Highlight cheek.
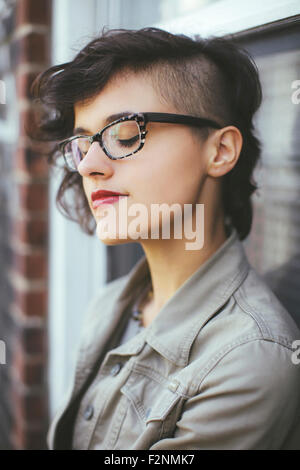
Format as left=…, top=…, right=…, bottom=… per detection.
left=133, top=134, right=205, bottom=204
left=82, top=178, right=93, bottom=210
left=82, top=178, right=89, bottom=199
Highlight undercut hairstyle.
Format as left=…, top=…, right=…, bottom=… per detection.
left=30, top=26, right=262, bottom=240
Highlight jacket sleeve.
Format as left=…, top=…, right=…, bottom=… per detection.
left=149, top=339, right=300, bottom=450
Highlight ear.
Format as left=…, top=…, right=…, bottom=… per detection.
left=207, top=126, right=243, bottom=177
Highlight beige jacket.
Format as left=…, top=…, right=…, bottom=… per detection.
left=47, top=227, right=300, bottom=450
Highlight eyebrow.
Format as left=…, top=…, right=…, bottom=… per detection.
left=73, top=110, right=135, bottom=135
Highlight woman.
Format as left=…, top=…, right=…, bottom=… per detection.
left=31, top=27, right=300, bottom=450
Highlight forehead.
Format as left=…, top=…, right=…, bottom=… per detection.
left=74, top=71, right=168, bottom=131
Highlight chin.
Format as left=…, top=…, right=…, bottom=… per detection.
left=97, top=236, right=133, bottom=246
left=95, top=222, right=129, bottom=245
left=95, top=213, right=152, bottom=243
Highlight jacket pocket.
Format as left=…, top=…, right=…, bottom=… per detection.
left=106, top=368, right=185, bottom=449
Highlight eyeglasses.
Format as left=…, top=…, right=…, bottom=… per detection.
left=58, top=112, right=222, bottom=172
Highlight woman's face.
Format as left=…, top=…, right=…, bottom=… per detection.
left=74, top=71, right=214, bottom=244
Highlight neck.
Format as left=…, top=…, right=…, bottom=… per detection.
left=140, top=208, right=228, bottom=317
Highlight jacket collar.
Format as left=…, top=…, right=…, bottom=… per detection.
left=115, top=225, right=251, bottom=367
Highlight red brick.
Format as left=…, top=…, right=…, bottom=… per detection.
left=16, top=0, right=52, bottom=26
left=17, top=182, right=48, bottom=212
left=12, top=346, right=45, bottom=386
left=15, top=289, right=48, bottom=318
left=11, top=425, right=48, bottom=450
left=13, top=251, right=47, bottom=279
left=16, top=146, right=49, bottom=178
left=11, top=32, right=49, bottom=68
left=4, top=0, right=51, bottom=453
left=16, top=324, right=47, bottom=355
left=11, top=386, right=47, bottom=424
left=14, top=217, right=48, bottom=246
left=16, top=71, right=41, bottom=100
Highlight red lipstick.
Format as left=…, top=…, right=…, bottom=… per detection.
left=91, top=189, right=128, bottom=209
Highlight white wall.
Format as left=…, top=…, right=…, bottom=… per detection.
left=157, top=0, right=300, bottom=37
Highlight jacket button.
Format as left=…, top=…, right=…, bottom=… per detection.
left=83, top=404, right=94, bottom=420
left=168, top=380, right=179, bottom=392
left=110, top=363, right=123, bottom=376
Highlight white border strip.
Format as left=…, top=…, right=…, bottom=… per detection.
left=155, top=0, right=300, bottom=37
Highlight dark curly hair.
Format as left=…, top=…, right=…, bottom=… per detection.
left=29, top=26, right=262, bottom=240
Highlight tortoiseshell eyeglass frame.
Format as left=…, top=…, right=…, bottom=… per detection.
left=58, top=112, right=223, bottom=172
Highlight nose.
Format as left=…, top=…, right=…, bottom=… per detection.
left=77, top=141, right=114, bottom=177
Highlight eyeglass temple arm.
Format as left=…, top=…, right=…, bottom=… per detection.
left=143, top=112, right=222, bottom=129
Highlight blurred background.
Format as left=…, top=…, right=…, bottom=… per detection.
left=0, top=0, right=299, bottom=450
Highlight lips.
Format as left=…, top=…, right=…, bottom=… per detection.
left=91, top=189, right=128, bottom=209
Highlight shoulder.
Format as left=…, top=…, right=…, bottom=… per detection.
left=210, top=264, right=299, bottom=347
left=234, top=265, right=300, bottom=342
left=199, top=336, right=300, bottom=393
left=190, top=265, right=300, bottom=386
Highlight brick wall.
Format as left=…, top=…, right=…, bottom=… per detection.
left=0, top=0, right=52, bottom=450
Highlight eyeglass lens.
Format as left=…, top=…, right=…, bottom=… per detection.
left=63, top=120, right=141, bottom=170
